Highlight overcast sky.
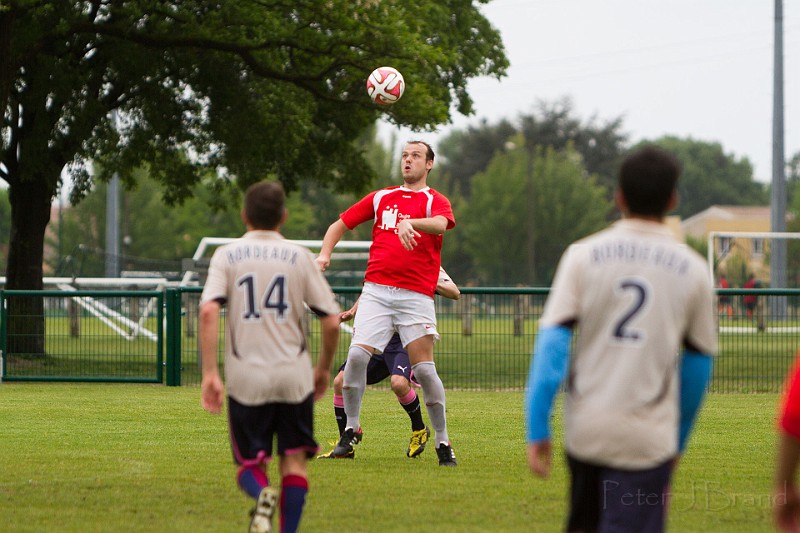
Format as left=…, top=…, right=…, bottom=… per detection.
left=383, top=0, right=798, bottom=183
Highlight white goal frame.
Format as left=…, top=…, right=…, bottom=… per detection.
left=706, top=230, right=800, bottom=282
left=180, top=237, right=371, bottom=286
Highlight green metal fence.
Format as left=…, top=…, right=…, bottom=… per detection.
left=0, top=290, right=163, bottom=383
left=2, top=287, right=800, bottom=392
left=167, top=287, right=800, bottom=393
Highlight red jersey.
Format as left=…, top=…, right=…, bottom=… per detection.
left=340, top=185, right=455, bottom=296
left=780, top=356, right=800, bottom=439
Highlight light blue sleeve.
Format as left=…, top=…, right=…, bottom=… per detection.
left=678, top=350, right=713, bottom=452
left=525, top=325, right=572, bottom=443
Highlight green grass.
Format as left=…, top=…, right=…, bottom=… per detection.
left=0, top=384, right=779, bottom=532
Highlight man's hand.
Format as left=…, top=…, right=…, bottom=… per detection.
left=340, top=308, right=356, bottom=322
left=776, top=482, right=800, bottom=532
left=313, top=366, right=331, bottom=401
left=201, top=373, right=224, bottom=414
left=397, top=219, right=421, bottom=251
left=316, top=255, right=331, bottom=272
left=528, top=440, right=553, bottom=478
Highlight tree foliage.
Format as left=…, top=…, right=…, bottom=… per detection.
left=520, top=98, right=628, bottom=195
left=457, top=143, right=611, bottom=285
left=640, top=136, right=767, bottom=219
left=0, top=0, right=508, bottom=291
left=52, top=172, right=317, bottom=278
left=0, top=1, right=507, bottom=355
left=436, top=118, right=516, bottom=199
left=0, top=187, right=9, bottom=273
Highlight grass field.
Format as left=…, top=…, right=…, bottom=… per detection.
left=0, top=383, right=780, bottom=532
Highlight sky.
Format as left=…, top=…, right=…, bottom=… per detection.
left=382, top=0, right=799, bottom=183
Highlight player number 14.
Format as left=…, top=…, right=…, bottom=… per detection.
left=236, top=273, right=290, bottom=321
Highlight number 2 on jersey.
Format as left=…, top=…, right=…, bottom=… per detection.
left=237, top=273, right=289, bottom=321
left=612, top=278, right=650, bottom=342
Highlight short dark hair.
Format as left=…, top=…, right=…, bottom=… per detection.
left=244, top=181, right=285, bottom=230
left=407, top=140, right=435, bottom=162
left=618, top=145, right=681, bottom=217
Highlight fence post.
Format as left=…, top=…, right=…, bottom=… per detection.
left=513, top=290, right=527, bottom=337
left=756, top=294, right=766, bottom=333
left=68, top=298, right=80, bottom=337
left=461, top=292, right=473, bottom=336
left=165, top=288, right=182, bottom=386
left=184, top=297, right=196, bottom=338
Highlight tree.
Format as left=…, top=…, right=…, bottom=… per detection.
left=519, top=98, right=628, bottom=195
left=787, top=150, right=800, bottom=204
left=0, top=187, right=9, bottom=273
left=459, top=142, right=611, bottom=285
left=0, top=1, right=508, bottom=355
left=52, top=172, right=316, bottom=278
left=640, top=136, right=767, bottom=219
left=437, top=118, right=516, bottom=199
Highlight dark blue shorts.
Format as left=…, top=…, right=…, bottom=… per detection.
left=339, top=334, right=414, bottom=385
left=566, top=454, right=673, bottom=533
left=227, top=394, right=317, bottom=465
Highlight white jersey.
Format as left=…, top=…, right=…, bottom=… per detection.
left=201, top=231, right=340, bottom=406
left=541, top=219, right=717, bottom=469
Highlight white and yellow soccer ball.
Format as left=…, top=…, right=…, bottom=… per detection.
left=366, top=66, right=405, bottom=105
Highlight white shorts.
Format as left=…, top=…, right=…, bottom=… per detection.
left=352, top=282, right=439, bottom=352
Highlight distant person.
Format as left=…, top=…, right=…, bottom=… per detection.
left=199, top=181, right=340, bottom=533
left=718, top=274, right=733, bottom=318
left=743, top=273, right=758, bottom=320
left=318, top=267, right=460, bottom=459
left=525, top=146, right=717, bottom=533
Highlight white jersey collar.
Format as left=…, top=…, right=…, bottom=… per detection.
left=398, top=185, right=430, bottom=193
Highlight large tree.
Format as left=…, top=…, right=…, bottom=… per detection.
left=458, top=142, right=611, bottom=285
left=0, top=1, right=507, bottom=355
left=641, top=136, right=767, bottom=219
left=520, top=98, right=627, bottom=195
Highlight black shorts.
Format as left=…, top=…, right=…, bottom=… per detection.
left=227, top=393, right=317, bottom=465
left=339, top=334, right=416, bottom=385
left=566, top=454, right=673, bottom=533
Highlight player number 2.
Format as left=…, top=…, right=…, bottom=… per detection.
left=613, top=279, right=648, bottom=341
left=237, top=273, right=289, bottom=321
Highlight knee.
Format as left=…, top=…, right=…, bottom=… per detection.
left=333, top=371, right=344, bottom=395
left=390, top=375, right=410, bottom=396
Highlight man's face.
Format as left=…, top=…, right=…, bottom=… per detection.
left=401, top=143, right=433, bottom=186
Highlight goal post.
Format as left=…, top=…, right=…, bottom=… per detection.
left=706, top=231, right=800, bottom=286
left=180, top=237, right=372, bottom=286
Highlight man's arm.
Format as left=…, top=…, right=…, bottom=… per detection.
left=678, top=349, right=713, bottom=452
left=313, top=314, right=341, bottom=400
left=525, top=325, right=573, bottom=478
left=199, top=300, right=224, bottom=414
left=316, top=219, right=350, bottom=271
left=776, top=434, right=800, bottom=532
left=406, top=215, right=448, bottom=235
left=775, top=358, right=800, bottom=531
left=435, top=268, right=460, bottom=300
left=396, top=216, right=448, bottom=251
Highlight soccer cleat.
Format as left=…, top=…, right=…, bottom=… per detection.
left=436, top=442, right=457, bottom=467
left=407, top=426, right=430, bottom=458
left=249, top=486, right=279, bottom=533
left=331, top=427, right=363, bottom=458
left=317, top=447, right=355, bottom=459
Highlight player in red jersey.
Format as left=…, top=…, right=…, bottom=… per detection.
left=316, top=140, right=458, bottom=466
left=775, top=355, right=800, bottom=531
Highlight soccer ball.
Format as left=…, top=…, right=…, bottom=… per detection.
left=366, top=66, right=405, bottom=105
